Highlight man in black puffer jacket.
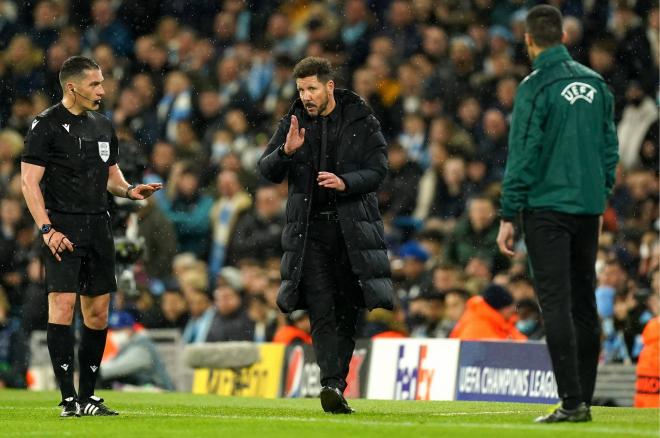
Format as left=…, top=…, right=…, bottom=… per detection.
left=258, top=57, right=393, bottom=414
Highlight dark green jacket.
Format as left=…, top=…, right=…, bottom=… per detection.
left=500, top=45, right=619, bottom=220
left=445, top=217, right=510, bottom=273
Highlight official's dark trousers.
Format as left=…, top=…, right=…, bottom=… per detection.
left=300, top=219, right=362, bottom=392
left=523, top=210, right=601, bottom=406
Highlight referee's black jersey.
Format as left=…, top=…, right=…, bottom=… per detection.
left=22, top=103, right=119, bottom=214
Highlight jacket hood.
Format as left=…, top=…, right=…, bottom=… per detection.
left=465, top=296, right=511, bottom=327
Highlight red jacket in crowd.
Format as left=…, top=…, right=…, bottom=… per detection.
left=449, top=296, right=527, bottom=341
left=634, top=317, right=659, bottom=408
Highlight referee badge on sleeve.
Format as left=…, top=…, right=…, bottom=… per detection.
left=98, top=141, right=110, bottom=162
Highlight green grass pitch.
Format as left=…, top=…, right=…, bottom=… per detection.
left=0, top=390, right=657, bottom=438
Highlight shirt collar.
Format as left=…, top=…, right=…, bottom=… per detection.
left=56, top=102, right=88, bottom=122
left=532, top=44, right=572, bottom=70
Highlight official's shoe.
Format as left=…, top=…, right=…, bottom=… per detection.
left=320, top=386, right=355, bottom=414
left=80, top=396, right=119, bottom=416
left=534, top=402, right=591, bottom=423
left=59, top=397, right=80, bottom=417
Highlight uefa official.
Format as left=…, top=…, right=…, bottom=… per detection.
left=497, top=6, right=619, bottom=423
left=21, top=56, right=162, bottom=417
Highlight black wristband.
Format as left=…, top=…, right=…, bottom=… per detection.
left=125, top=184, right=136, bottom=199
left=277, top=143, right=291, bottom=158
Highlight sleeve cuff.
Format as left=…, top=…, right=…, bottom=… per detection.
left=21, top=157, right=47, bottom=167
left=277, top=144, right=294, bottom=159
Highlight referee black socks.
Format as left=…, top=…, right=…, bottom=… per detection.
left=47, top=323, right=77, bottom=401
left=78, top=325, right=108, bottom=400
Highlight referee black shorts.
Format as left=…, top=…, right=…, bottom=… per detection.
left=42, top=211, right=117, bottom=296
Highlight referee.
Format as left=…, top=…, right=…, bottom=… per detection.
left=21, top=56, right=162, bottom=417
left=497, top=6, right=618, bottom=423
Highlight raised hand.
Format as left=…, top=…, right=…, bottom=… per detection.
left=283, top=115, right=305, bottom=155
left=128, top=183, right=163, bottom=200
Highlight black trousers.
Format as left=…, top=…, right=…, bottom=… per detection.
left=300, top=220, right=362, bottom=392
left=523, top=210, right=601, bottom=405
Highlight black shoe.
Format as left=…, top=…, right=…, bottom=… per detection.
left=320, top=386, right=354, bottom=414
left=59, top=397, right=80, bottom=418
left=80, top=396, right=119, bottom=416
left=534, top=403, right=591, bottom=423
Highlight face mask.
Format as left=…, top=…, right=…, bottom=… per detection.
left=628, top=96, right=644, bottom=106
left=516, top=319, right=538, bottom=335
left=595, top=259, right=604, bottom=275
left=211, top=142, right=231, bottom=162
left=407, top=313, right=427, bottom=327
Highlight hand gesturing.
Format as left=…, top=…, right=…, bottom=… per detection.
left=283, top=115, right=305, bottom=156
left=44, top=230, right=75, bottom=262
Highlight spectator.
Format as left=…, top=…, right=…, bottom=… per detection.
left=363, top=306, right=408, bottom=338
left=30, top=0, right=61, bottom=51
left=142, top=287, right=189, bottom=331
left=82, top=0, right=133, bottom=57
left=19, top=254, right=47, bottom=333
left=382, top=0, right=422, bottom=64
left=588, top=39, right=627, bottom=118
left=508, top=274, right=536, bottom=303
left=617, top=82, right=658, bottom=171
left=394, top=241, right=431, bottom=304
left=137, top=197, right=177, bottom=281
left=0, top=287, right=26, bottom=388
left=352, top=67, right=389, bottom=136
left=157, top=70, right=193, bottom=144
left=0, top=129, right=22, bottom=197
left=340, top=0, right=375, bottom=71
left=477, top=108, right=508, bottom=181
left=450, top=283, right=526, bottom=341
left=208, top=170, right=252, bottom=280
left=397, top=112, right=427, bottom=168
left=516, top=298, right=545, bottom=340
left=2, top=35, right=45, bottom=99
left=634, top=316, right=659, bottom=407
left=415, top=154, right=468, bottom=231
left=160, top=163, right=213, bottom=259
left=181, top=287, right=215, bottom=344
left=445, top=195, right=509, bottom=273
left=206, top=285, right=253, bottom=342
left=408, top=289, right=446, bottom=338
left=246, top=294, right=277, bottom=343
left=442, top=287, right=470, bottom=335
left=431, top=263, right=462, bottom=293
left=226, top=185, right=284, bottom=266
left=100, top=311, right=175, bottom=391
left=272, top=310, right=312, bottom=345
left=378, top=143, right=422, bottom=222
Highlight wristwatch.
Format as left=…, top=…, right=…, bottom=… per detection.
left=40, top=224, right=53, bottom=234
left=125, top=184, right=137, bottom=199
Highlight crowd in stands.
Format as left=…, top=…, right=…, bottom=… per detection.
left=0, top=0, right=658, bottom=388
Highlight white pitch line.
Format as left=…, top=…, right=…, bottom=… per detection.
left=119, top=410, right=657, bottom=437
left=1, top=407, right=656, bottom=437
left=428, top=410, right=529, bottom=416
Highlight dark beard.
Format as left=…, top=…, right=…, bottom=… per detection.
left=305, top=93, right=328, bottom=118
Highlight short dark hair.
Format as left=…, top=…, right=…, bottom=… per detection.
left=59, top=56, right=100, bottom=88
left=526, top=5, right=563, bottom=48
left=292, top=56, right=333, bottom=82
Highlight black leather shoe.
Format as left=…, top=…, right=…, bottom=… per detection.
left=534, top=402, right=591, bottom=423
left=320, top=386, right=354, bottom=414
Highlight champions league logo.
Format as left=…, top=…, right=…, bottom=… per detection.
left=560, top=82, right=597, bottom=105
